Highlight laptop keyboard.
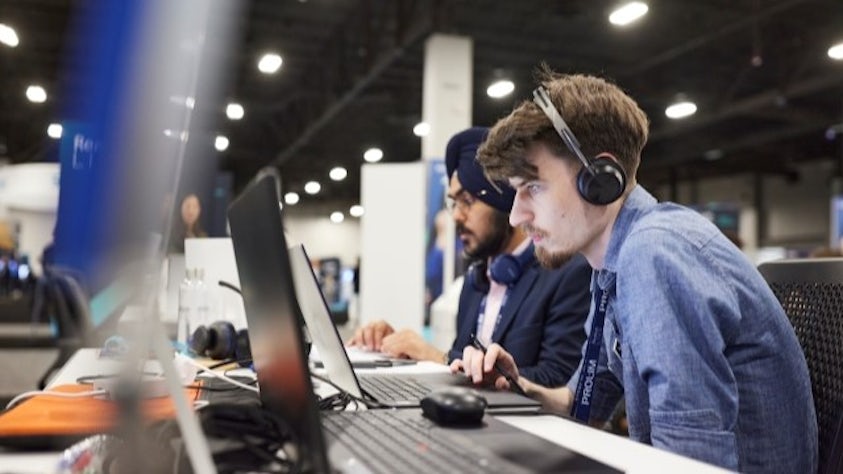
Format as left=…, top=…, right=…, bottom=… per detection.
left=322, top=410, right=514, bottom=473
left=359, top=375, right=431, bottom=403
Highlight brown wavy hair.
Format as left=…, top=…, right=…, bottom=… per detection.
left=478, top=66, right=649, bottom=190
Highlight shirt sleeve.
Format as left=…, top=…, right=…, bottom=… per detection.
left=617, top=228, right=741, bottom=470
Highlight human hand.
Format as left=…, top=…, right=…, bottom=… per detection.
left=449, top=343, right=520, bottom=388
left=380, top=330, right=443, bottom=362
left=345, top=320, right=395, bottom=351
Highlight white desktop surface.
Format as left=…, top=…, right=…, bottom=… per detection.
left=3, top=348, right=733, bottom=473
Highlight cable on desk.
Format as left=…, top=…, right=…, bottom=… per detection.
left=176, top=353, right=259, bottom=394
left=309, top=373, right=398, bottom=410
left=5, top=388, right=108, bottom=410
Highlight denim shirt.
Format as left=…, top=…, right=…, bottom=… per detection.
left=566, top=186, right=818, bottom=473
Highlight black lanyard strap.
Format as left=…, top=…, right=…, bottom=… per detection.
left=571, top=287, right=609, bottom=423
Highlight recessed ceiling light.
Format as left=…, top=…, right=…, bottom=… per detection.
left=26, top=85, right=47, bottom=103
left=284, top=192, right=300, bottom=205
left=363, top=148, right=383, bottom=163
left=304, top=181, right=321, bottom=194
left=413, top=122, right=430, bottom=137
left=829, top=42, right=843, bottom=60
left=226, top=102, right=244, bottom=120
left=258, top=53, right=283, bottom=74
left=329, top=166, right=347, bottom=181
left=609, top=2, right=649, bottom=26
left=486, top=80, right=515, bottom=98
left=349, top=204, right=364, bottom=217
left=330, top=212, right=344, bottom=223
left=214, top=135, right=229, bottom=151
left=0, top=23, right=19, bottom=47
left=47, top=123, right=62, bottom=139
left=665, top=100, right=697, bottom=119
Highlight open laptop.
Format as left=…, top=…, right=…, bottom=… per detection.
left=289, top=242, right=540, bottom=410
left=227, top=175, right=619, bottom=473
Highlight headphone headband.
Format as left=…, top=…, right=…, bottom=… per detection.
left=532, top=87, right=594, bottom=176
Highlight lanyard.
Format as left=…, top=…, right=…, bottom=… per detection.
left=475, top=288, right=510, bottom=343
left=571, top=286, right=609, bottom=423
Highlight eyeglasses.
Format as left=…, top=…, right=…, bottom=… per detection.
left=445, top=189, right=477, bottom=214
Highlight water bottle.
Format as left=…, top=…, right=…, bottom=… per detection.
left=194, top=268, right=210, bottom=328
left=176, top=268, right=195, bottom=354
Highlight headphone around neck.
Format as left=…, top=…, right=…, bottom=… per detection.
left=532, top=86, right=627, bottom=205
left=470, top=243, right=536, bottom=293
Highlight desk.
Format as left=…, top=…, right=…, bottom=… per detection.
left=2, top=348, right=732, bottom=473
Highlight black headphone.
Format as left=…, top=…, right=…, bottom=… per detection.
left=470, top=244, right=536, bottom=293
left=532, top=86, right=627, bottom=205
left=190, top=321, right=251, bottom=366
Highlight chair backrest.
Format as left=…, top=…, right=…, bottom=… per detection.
left=759, top=258, right=843, bottom=474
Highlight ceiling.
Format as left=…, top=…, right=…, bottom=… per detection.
left=2, top=0, right=842, bottom=214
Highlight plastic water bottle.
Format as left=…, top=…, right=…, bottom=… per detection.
left=176, top=268, right=195, bottom=354
left=194, top=268, right=210, bottom=328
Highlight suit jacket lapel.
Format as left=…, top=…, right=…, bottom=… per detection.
left=491, top=265, right=539, bottom=342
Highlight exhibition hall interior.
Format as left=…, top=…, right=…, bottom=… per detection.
left=0, top=0, right=841, bottom=473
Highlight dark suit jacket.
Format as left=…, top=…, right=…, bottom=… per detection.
left=447, top=253, right=592, bottom=387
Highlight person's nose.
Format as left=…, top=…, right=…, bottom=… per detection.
left=509, top=191, right=531, bottom=228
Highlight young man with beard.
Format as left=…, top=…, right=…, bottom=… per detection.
left=348, top=127, right=592, bottom=387
left=451, top=71, right=817, bottom=472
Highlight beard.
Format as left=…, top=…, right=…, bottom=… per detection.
left=524, top=224, right=574, bottom=269
left=535, top=246, right=574, bottom=269
left=459, top=209, right=512, bottom=262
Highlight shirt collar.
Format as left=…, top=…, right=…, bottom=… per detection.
left=601, top=185, right=657, bottom=278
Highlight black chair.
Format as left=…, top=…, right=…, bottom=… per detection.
left=30, top=266, right=98, bottom=389
left=759, top=258, right=843, bottom=474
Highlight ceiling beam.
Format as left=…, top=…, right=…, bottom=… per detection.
left=271, top=2, right=434, bottom=168
left=649, top=69, right=843, bottom=142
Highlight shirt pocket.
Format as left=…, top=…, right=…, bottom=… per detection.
left=649, top=408, right=738, bottom=470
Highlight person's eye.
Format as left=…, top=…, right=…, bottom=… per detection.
left=526, top=183, right=542, bottom=195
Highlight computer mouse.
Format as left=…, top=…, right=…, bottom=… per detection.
left=420, top=387, right=487, bottom=426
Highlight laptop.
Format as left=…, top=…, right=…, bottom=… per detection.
left=227, top=175, right=619, bottom=473
left=288, top=242, right=541, bottom=411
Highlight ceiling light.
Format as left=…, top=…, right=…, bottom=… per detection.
left=609, top=2, right=649, bottom=26
left=284, top=192, right=300, bottom=205
left=413, top=122, right=430, bottom=137
left=226, top=102, right=244, bottom=120
left=486, top=80, right=515, bottom=98
left=703, top=149, right=724, bottom=161
left=829, top=42, right=843, bottom=60
left=214, top=135, right=229, bottom=151
left=258, top=53, right=283, bottom=74
left=0, top=24, right=19, bottom=47
left=26, top=85, right=47, bottom=103
left=363, top=147, right=383, bottom=163
left=349, top=204, right=364, bottom=217
left=329, top=166, right=347, bottom=181
left=304, top=181, right=321, bottom=194
left=330, top=212, right=344, bottom=223
left=47, top=123, right=62, bottom=139
left=665, top=100, right=697, bottom=119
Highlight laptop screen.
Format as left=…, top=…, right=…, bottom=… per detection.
left=288, top=243, right=365, bottom=398
left=227, top=175, right=330, bottom=473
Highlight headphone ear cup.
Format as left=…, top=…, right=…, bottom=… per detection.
left=489, top=254, right=521, bottom=285
left=469, top=263, right=490, bottom=293
left=190, top=325, right=211, bottom=355
left=206, top=321, right=236, bottom=360
left=235, top=329, right=252, bottom=367
left=577, top=158, right=627, bottom=205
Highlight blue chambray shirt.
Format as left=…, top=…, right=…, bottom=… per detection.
left=565, top=185, right=818, bottom=473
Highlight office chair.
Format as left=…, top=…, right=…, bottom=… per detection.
left=30, top=266, right=97, bottom=389
left=759, top=258, right=843, bottom=474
